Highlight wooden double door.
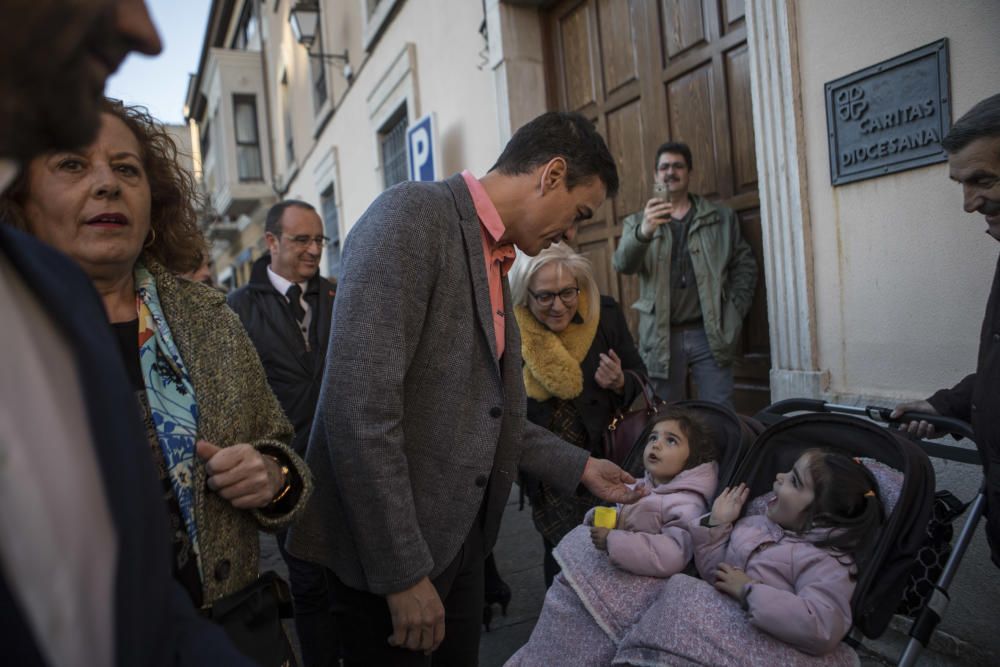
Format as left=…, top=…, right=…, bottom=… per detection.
left=545, top=0, right=770, bottom=413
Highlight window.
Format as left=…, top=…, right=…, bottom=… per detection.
left=362, top=0, right=401, bottom=50
left=320, top=184, right=341, bottom=278
left=231, top=1, right=259, bottom=51
left=281, top=77, right=295, bottom=167
left=310, top=24, right=328, bottom=113
left=232, top=95, right=263, bottom=182
left=200, top=119, right=211, bottom=157
left=379, top=107, right=408, bottom=189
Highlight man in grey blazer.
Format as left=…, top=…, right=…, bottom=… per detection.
left=288, top=111, right=643, bottom=665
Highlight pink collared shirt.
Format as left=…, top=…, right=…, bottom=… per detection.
left=461, top=170, right=516, bottom=360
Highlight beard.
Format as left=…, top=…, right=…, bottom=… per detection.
left=0, top=76, right=104, bottom=161
left=0, top=5, right=118, bottom=161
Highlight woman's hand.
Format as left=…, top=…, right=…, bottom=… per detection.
left=714, top=563, right=752, bottom=600
left=710, top=483, right=749, bottom=525
left=197, top=440, right=285, bottom=509
left=590, top=527, right=611, bottom=551
left=595, top=349, right=625, bottom=394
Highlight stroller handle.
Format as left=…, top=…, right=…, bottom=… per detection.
left=761, top=399, right=975, bottom=440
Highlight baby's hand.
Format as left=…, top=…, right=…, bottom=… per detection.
left=714, top=563, right=752, bottom=600
left=710, top=483, right=750, bottom=525
left=590, top=526, right=611, bottom=551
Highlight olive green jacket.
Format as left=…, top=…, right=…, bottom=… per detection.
left=612, top=194, right=757, bottom=379
left=149, top=259, right=313, bottom=606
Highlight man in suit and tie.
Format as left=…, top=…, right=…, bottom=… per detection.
left=288, top=111, right=645, bottom=665
left=229, top=200, right=339, bottom=665
left=0, top=1, right=251, bottom=665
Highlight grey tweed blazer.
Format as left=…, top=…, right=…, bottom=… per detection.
left=287, top=173, right=589, bottom=595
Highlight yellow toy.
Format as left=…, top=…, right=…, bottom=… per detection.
left=593, top=506, right=617, bottom=529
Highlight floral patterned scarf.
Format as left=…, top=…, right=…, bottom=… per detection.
left=135, top=261, right=202, bottom=576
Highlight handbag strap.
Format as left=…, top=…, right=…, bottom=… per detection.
left=608, top=370, right=662, bottom=433
left=624, top=369, right=660, bottom=412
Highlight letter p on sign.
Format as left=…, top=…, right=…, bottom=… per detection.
left=407, top=114, right=436, bottom=181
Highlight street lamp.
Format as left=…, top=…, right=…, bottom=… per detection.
left=289, top=1, right=353, bottom=80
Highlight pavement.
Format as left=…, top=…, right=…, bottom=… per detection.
left=261, top=484, right=973, bottom=666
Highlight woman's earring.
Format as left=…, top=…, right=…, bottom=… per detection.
left=144, top=227, right=157, bottom=248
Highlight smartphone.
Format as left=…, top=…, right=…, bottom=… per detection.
left=653, top=182, right=671, bottom=203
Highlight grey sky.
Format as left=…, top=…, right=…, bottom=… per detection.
left=106, top=0, right=212, bottom=126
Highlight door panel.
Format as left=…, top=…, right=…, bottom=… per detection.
left=546, top=0, right=770, bottom=413
left=605, top=100, right=646, bottom=230
left=725, top=44, right=757, bottom=194
left=666, top=65, right=719, bottom=198
left=558, top=3, right=597, bottom=112
left=578, top=239, right=613, bottom=298
left=723, top=0, right=746, bottom=29
left=660, top=0, right=706, bottom=59
left=597, top=0, right=638, bottom=96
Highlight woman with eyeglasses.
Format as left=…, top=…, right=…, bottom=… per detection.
left=0, top=99, right=311, bottom=665
left=506, top=243, right=647, bottom=590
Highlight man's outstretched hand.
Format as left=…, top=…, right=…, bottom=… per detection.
left=580, top=457, right=648, bottom=504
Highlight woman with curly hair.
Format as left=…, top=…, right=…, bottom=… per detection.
left=0, top=99, right=311, bottom=666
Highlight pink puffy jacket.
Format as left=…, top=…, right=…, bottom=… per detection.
left=589, top=462, right=718, bottom=577
left=689, top=510, right=856, bottom=656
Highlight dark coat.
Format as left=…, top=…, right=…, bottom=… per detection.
left=228, top=255, right=336, bottom=455
left=928, top=253, right=1000, bottom=567
left=0, top=225, right=250, bottom=666
left=526, top=295, right=648, bottom=456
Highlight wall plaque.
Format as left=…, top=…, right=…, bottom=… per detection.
left=825, top=39, right=950, bottom=186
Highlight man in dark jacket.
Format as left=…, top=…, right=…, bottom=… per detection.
left=0, top=1, right=250, bottom=665
left=228, top=199, right=337, bottom=666
left=893, top=93, right=1000, bottom=567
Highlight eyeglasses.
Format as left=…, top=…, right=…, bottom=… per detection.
left=528, top=287, right=580, bottom=307
left=283, top=234, right=331, bottom=248
left=657, top=161, right=687, bottom=172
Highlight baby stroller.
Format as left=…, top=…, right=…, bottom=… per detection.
left=751, top=399, right=986, bottom=667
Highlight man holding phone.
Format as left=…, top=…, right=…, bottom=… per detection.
left=613, top=141, right=757, bottom=408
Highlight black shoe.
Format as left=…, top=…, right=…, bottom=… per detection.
left=483, top=579, right=512, bottom=631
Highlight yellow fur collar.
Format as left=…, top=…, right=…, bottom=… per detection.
left=515, top=289, right=598, bottom=401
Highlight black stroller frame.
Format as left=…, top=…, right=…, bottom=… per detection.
left=754, top=399, right=986, bottom=667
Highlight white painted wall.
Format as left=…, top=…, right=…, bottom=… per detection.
left=268, top=0, right=500, bottom=261
left=797, top=0, right=1000, bottom=403
left=797, top=0, right=1000, bottom=657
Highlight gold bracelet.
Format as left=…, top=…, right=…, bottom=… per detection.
left=264, top=454, right=292, bottom=505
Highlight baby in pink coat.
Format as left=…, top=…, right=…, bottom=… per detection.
left=588, top=410, right=718, bottom=576
left=506, top=407, right=718, bottom=666
left=657, top=449, right=886, bottom=662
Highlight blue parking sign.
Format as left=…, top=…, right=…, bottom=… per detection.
left=407, top=114, right=436, bottom=182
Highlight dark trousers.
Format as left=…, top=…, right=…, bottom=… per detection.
left=277, top=532, right=340, bottom=667
left=329, top=516, right=486, bottom=666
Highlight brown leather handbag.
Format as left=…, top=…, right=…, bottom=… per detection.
left=602, top=370, right=665, bottom=469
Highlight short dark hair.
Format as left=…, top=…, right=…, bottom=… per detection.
left=265, top=199, right=316, bottom=236
left=490, top=111, right=619, bottom=198
left=654, top=142, right=693, bottom=171
left=942, top=93, right=1000, bottom=153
